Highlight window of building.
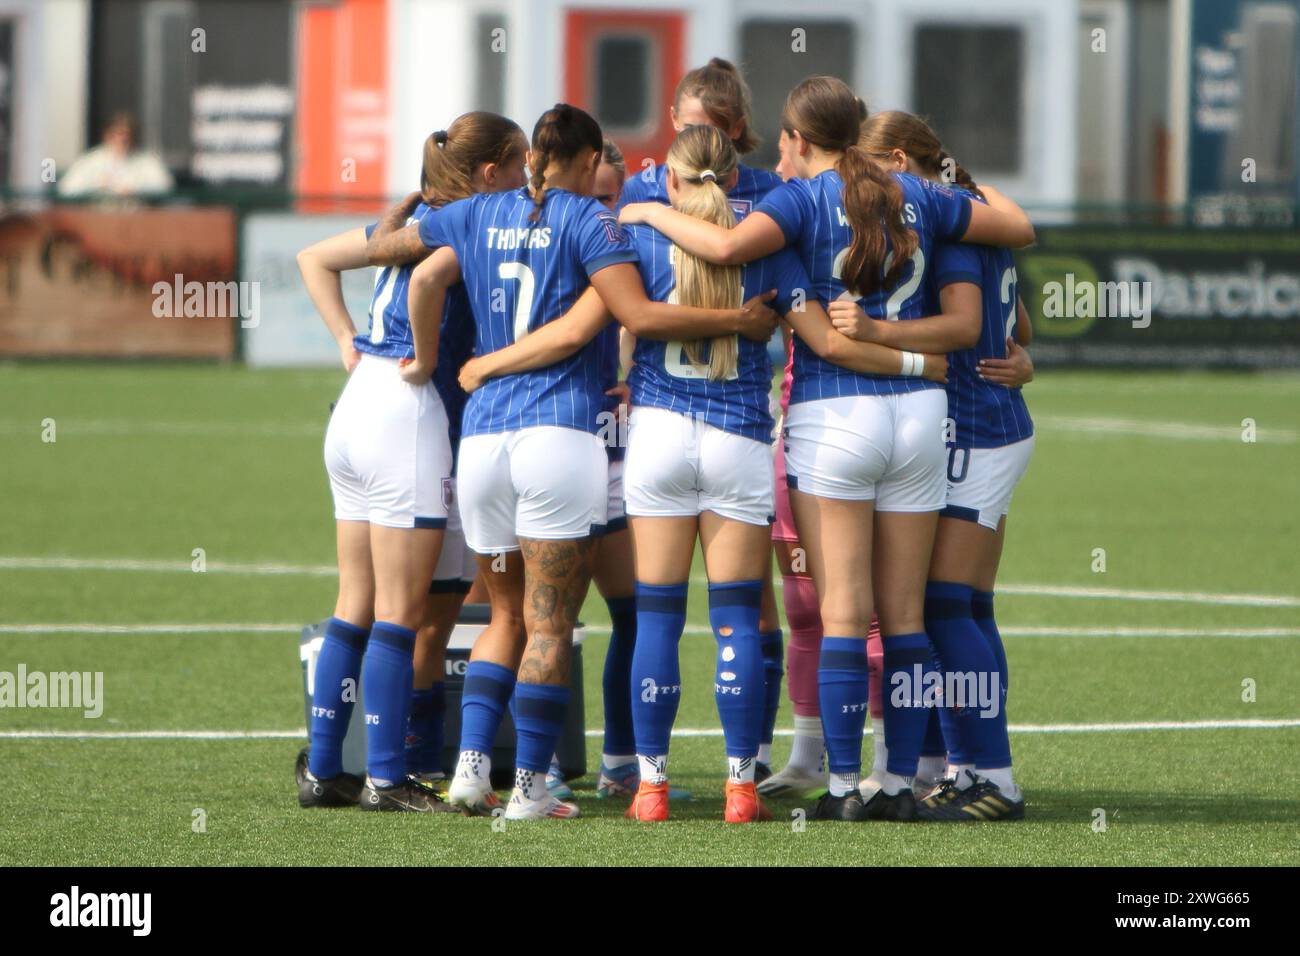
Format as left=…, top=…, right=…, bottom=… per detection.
left=913, top=24, right=1023, bottom=175
left=739, top=19, right=856, bottom=170
left=594, top=33, right=653, bottom=133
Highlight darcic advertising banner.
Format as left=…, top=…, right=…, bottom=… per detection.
left=1015, top=226, right=1300, bottom=368
left=0, top=206, right=237, bottom=358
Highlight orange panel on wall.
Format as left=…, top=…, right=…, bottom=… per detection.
left=295, top=0, right=390, bottom=211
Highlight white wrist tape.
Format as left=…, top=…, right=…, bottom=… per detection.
left=900, top=351, right=924, bottom=377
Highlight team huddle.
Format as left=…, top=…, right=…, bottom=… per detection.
left=294, top=59, right=1037, bottom=824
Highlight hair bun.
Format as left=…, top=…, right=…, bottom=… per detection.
left=434, top=129, right=449, bottom=146
left=855, top=97, right=869, bottom=121
left=708, top=57, right=737, bottom=74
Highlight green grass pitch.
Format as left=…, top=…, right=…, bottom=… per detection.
left=1, top=362, right=1297, bottom=865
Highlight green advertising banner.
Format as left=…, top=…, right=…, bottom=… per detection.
left=1014, top=227, right=1300, bottom=368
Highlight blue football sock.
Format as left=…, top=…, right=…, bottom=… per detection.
left=882, top=631, right=938, bottom=778
left=972, top=590, right=1009, bottom=694
left=405, top=682, right=445, bottom=775
left=709, top=581, right=765, bottom=760
left=971, top=589, right=1012, bottom=768
left=760, top=628, right=785, bottom=748
left=308, top=617, right=369, bottom=779
left=818, top=637, right=869, bottom=775
left=925, top=581, right=1001, bottom=767
left=923, top=703, right=953, bottom=760
left=361, top=622, right=416, bottom=787
left=514, top=682, right=570, bottom=774
left=601, top=595, right=638, bottom=758
left=630, top=582, right=688, bottom=756
left=460, top=660, right=515, bottom=755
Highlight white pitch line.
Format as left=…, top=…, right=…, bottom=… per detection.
left=645, top=719, right=1300, bottom=737
left=0, top=421, right=321, bottom=438
left=1000, top=626, right=1300, bottom=637
left=2, top=623, right=1298, bottom=638
left=0, top=623, right=297, bottom=634
left=0, top=556, right=337, bottom=577
left=994, top=719, right=1300, bottom=734
left=2, top=718, right=1297, bottom=741
left=672, top=625, right=1300, bottom=638
left=0, top=624, right=1294, bottom=639
left=3, top=414, right=1294, bottom=443
left=5, top=554, right=1297, bottom=611
left=1033, top=414, right=1298, bottom=444
left=0, top=729, right=306, bottom=740
left=994, top=583, right=1300, bottom=608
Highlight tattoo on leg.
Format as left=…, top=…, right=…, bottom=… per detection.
left=530, top=583, right=558, bottom=620
left=518, top=537, right=595, bottom=684
left=519, top=632, right=569, bottom=684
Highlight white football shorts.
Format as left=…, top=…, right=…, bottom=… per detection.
left=324, top=353, right=452, bottom=529
left=430, top=476, right=477, bottom=589
left=783, top=389, right=947, bottom=511
left=456, top=426, right=608, bottom=554
left=598, top=458, right=628, bottom=535
left=623, top=405, right=775, bottom=526
left=942, top=436, right=1035, bottom=531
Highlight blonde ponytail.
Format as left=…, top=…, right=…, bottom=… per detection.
left=665, top=126, right=743, bottom=380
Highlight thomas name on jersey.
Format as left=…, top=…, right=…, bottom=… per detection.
left=485, top=226, right=552, bottom=249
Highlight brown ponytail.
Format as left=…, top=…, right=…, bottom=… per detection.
left=528, top=103, right=603, bottom=222
left=420, top=111, right=527, bottom=206
left=673, top=57, right=760, bottom=154
left=838, top=146, right=917, bottom=295
left=782, top=76, right=916, bottom=296
left=860, top=110, right=984, bottom=200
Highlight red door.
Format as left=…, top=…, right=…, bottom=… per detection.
left=564, top=9, right=686, bottom=173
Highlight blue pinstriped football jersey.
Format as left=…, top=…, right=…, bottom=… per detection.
left=358, top=203, right=437, bottom=360
left=756, top=170, right=972, bottom=403
left=419, top=187, right=639, bottom=437
left=931, top=239, right=1034, bottom=449
left=608, top=164, right=777, bottom=453
left=617, top=162, right=782, bottom=217
left=360, top=203, right=473, bottom=459
left=597, top=324, right=625, bottom=462
left=625, top=223, right=804, bottom=444
left=435, top=291, right=474, bottom=460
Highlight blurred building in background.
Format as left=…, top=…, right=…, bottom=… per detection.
left=4, top=0, right=1294, bottom=213
left=0, top=0, right=1297, bottom=365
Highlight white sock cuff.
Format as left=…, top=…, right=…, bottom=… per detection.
left=793, top=715, right=823, bottom=737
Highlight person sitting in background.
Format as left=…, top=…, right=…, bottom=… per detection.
left=57, top=112, right=173, bottom=199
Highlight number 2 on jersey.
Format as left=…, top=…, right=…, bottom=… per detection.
left=831, top=246, right=925, bottom=319
left=1000, top=266, right=1018, bottom=343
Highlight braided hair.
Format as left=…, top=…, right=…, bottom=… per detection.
left=527, top=104, right=603, bottom=222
